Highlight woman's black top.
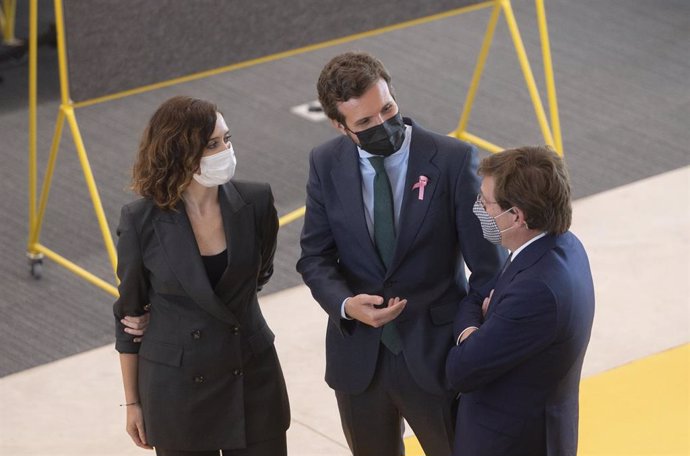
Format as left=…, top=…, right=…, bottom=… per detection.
left=201, top=249, right=227, bottom=289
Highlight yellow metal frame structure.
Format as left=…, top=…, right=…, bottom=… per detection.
left=0, top=0, right=17, bottom=42
left=450, top=0, right=563, bottom=155
left=26, top=0, right=562, bottom=298
left=27, top=0, right=120, bottom=295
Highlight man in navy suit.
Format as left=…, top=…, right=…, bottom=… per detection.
left=297, top=52, right=504, bottom=456
left=446, top=146, right=595, bottom=456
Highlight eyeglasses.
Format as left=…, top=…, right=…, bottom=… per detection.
left=476, top=193, right=499, bottom=211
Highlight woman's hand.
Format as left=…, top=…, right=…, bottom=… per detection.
left=126, top=403, right=153, bottom=450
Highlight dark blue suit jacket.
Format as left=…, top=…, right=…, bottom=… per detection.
left=297, top=118, right=504, bottom=395
left=446, top=232, right=595, bottom=456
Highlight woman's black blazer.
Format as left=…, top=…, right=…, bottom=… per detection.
left=113, top=180, right=289, bottom=451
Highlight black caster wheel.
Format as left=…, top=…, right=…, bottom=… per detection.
left=29, top=258, right=43, bottom=279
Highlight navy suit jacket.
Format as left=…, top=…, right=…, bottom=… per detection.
left=297, top=118, right=504, bottom=395
left=446, top=232, right=595, bottom=456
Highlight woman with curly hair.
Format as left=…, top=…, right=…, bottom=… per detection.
left=114, top=96, right=290, bottom=456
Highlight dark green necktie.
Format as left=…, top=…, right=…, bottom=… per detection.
left=368, top=156, right=402, bottom=354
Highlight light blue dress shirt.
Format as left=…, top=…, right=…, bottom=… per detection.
left=356, top=124, right=412, bottom=239
left=341, top=124, right=413, bottom=319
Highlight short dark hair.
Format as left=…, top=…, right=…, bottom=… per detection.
left=317, top=51, right=393, bottom=126
left=132, top=96, right=218, bottom=210
left=478, top=146, right=572, bottom=234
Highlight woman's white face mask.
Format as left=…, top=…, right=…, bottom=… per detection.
left=193, top=145, right=236, bottom=187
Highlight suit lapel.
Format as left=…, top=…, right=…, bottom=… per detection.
left=331, top=141, right=383, bottom=270
left=386, top=125, right=440, bottom=277
left=487, top=234, right=557, bottom=319
left=214, top=183, right=254, bottom=301
left=153, top=197, right=240, bottom=326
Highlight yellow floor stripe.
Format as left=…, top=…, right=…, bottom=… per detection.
left=579, top=344, right=689, bottom=456
left=278, top=206, right=306, bottom=227
left=403, top=344, right=690, bottom=455
left=404, top=435, right=425, bottom=456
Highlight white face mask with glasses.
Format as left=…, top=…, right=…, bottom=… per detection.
left=193, top=146, right=237, bottom=187
left=472, top=194, right=516, bottom=245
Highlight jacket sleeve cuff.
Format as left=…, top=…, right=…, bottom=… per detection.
left=456, top=326, right=479, bottom=345
left=115, top=339, right=141, bottom=354
left=114, top=318, right=140, bottom=354
left=341, top=297, right=353, bottom=320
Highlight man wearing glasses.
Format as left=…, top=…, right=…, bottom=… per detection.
left=447, top=146, right=595, bottom=456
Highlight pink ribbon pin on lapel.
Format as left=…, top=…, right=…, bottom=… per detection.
left=412, top=175, right=428, bottom=200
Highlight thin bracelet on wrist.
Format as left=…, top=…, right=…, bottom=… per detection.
left=119, top=401, right=139, bottom=407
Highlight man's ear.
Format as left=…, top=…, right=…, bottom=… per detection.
left=330, top=118, right=347, bottom=135
left=512, top=207, right=528, bottom=228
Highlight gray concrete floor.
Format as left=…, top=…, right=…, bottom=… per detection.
left=1, top=165, right=688, bottom=455
left=0, top=0, right=689, bottom=377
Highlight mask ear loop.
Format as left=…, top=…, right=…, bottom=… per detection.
left=338, top=122, right=357, bottom=139
left=508, top=207, right=529, bottom=230
left=495, top=206, right=520, bottom=235
left=342, top=123, right=358, bottom=135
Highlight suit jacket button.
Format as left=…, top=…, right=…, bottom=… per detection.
left=191, top=330, right=201, bottom=339
left=231, top=326, right=240, bottom=335
left=193, top=375, right=204, bottom=383
left=233, top=369, right=243, bottom=376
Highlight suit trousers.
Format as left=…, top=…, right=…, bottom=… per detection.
left=154, top=434, right=286, bottom=456
left=335, top=344, right=455, bottom=456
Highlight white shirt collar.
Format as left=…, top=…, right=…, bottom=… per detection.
left=510, top=232, right=547, bottom=260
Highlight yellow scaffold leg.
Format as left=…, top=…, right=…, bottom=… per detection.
left=26, top=0, right=43, bottom=278
left=28, top=108, right=65, bottom=250
left=452, top=0, right=502, bottom=138
left=536, top=0, right=563, bottom=154
left=1, top=0, right=17, bottom=42
left=501, top=0, right=555, bottom=148
left=64, top=106, right=119, bottom=278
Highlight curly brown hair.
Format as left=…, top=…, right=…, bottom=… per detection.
left=479, top=146, right=572, bottom=234
left=317, top=51, right=393, bottom=126
left=131, top=96, right=218, bottom=210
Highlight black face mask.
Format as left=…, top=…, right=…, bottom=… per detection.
left=353, top=113, right=406, bottom=157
